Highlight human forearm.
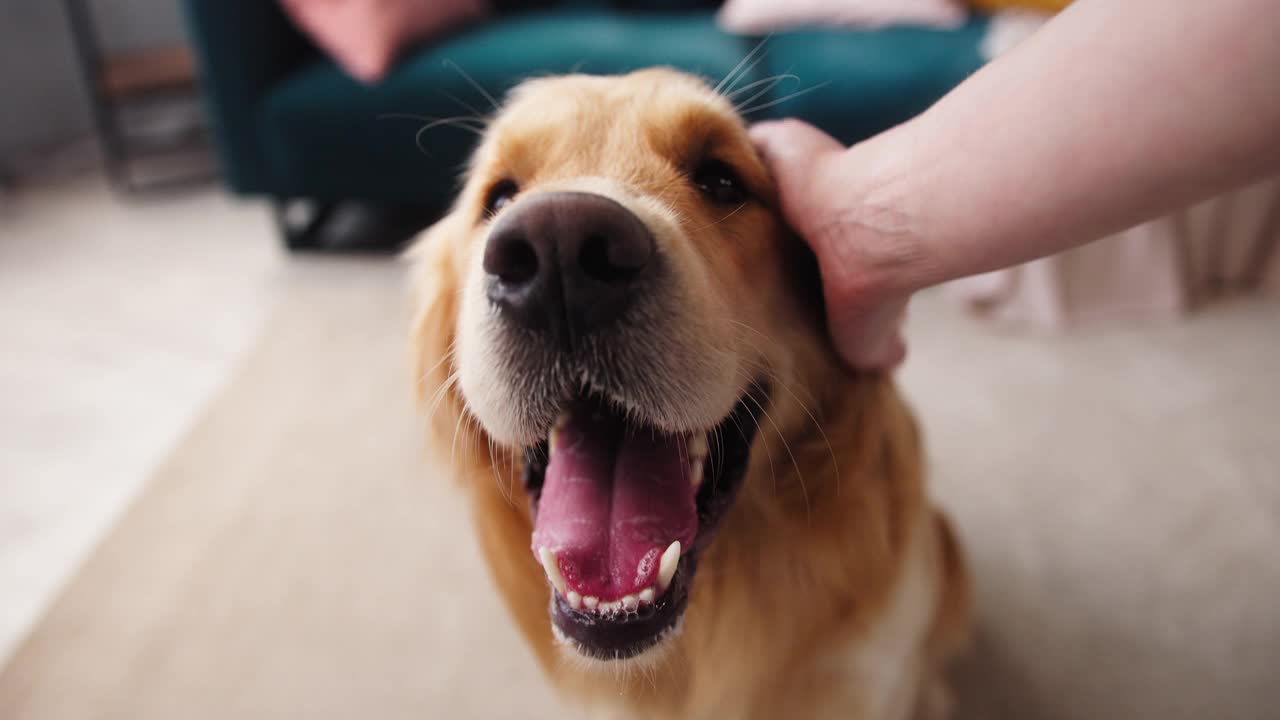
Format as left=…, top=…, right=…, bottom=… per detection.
left=849, top=0, right=1280, bottom=291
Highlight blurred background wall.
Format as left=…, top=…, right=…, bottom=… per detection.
left=0, top=0, right=185, bottom=161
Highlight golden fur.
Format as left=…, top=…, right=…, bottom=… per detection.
left=409, top=68, right=970, bottom=719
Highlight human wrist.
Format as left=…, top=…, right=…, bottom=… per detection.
left=810, top=126, right=937, bottom=303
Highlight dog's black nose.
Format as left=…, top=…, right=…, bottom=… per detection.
left=483, top=191, right=655, bottom=346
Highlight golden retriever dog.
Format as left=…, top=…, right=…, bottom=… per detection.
left=409, top=68, right=970, bottom=719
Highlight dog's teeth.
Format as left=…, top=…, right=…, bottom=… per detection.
left=638, top=587, right=655, bottom=604
left=566, top=591, right=581, bottom=609
left=688, top=433, right=708, bottom=459
left=622, top=594, right=639, bottom=611
left=691, top=430, right=711, bottom=453
left=657, top=541, right=681, bottom=591
left=583, top=595, right=599, bottom=610
left=689, top=457, right=704, bottom=488
left=538, top=547, right=567, bottom=595
left=548, top=413, right=569, bottom=450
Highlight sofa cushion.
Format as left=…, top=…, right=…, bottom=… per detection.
left=279, top=0, right=488, bottom=84
left=752, top=16, right=989, bottom=144
left=258, top=10, right=756, bottom=206
left=718, top=0, right=968, bottom=33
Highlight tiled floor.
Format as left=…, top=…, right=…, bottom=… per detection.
left=0, top=174, right=284, bottom=664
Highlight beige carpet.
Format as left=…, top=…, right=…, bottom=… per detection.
left=2, top=257, right=1277, bottom=719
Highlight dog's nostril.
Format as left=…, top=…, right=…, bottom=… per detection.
left=482, top=192, right=657, bottom=341
left=487, top=236, right=540, bottom=285
left=578, top=233, right=649, bottom=284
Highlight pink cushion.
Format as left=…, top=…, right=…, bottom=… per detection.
left=718, top=0, right=968, bottom=33
left=280, top=0, right=487, bottom=84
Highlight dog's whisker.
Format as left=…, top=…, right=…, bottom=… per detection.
left=380, top=113, right=488, bottom=156
left=714, top=34, right=772, bottom=96
left=415, top=118, right=488, bottom=149
left=486, top=434, right=515, bottom=508
left=689, top=202, right=747, bottom=232
left=423, top=370, right=461, bottom=427
left=436, top=88, right=491, bottom=122
left=736, top=81, right=832, bottom=116
left=449, top=409, right=468, bottom=470
left=488, top=435, right=517, bottom=506
left=442, top=58, right=501, bottom=111
left=466, top=418, right=488, bottom=493
left=774, top=383, right=839, bottom=498
left=726, top=321, right=842, bottom=496
left=713, top=424, right=727, bottom=490
left=726, top=368, right=778, bottom=497
left=725, top=73, right=800, bottom=101
left=720, top=405, right=753, bottom=497
left=728, top=74, right=801, bottom=114
left=417, top=340, right=457, bottom=390
left=422, top=376, right=454, bottom=426
left=505, top=443, right=516, bottom=494
left=724, top=50, right=769, bottom=100
left=723, top=358, right=812, bottom=522
left=398, top=115, right=489, bottom=157
left=733, top=80, right=797, bottom=118
left=747, top=381, right=811, bottom=526
left=381, top=112, right=488, bottom=128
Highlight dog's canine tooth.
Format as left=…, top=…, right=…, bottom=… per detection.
left=566, top=591, right=582, bottom=609
left=621, top=594, right=639, bottom=611
left=688, top=433, right=708, bottom=459
left=548, top=413, right=569, bottom=450
left=638, top=587, right=655, bottom=604
left=689, top=457, right=704, bottom=488
left=657, top=541, right=681, bottom=591
left=583, top=595, right=599, bottom=610
left=539, top=547, right=568, bottom=595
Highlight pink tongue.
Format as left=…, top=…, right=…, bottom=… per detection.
left=531, top=404, right=696, bottom=601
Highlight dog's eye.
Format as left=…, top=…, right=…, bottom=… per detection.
left=484, top=179, right=519, bottom=217
left=693, top=159, right=748, bottom=205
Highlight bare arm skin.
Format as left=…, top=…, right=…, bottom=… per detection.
left=752, top=0, right=1280, bottom=368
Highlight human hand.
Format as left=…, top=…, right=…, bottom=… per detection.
left=750, top=119, right=913, bottom=371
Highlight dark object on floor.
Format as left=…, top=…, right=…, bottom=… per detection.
left=274, top=200, right=437, bottom=253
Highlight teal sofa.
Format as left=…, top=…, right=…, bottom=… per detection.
left=182, top=0, right=989, bottom=248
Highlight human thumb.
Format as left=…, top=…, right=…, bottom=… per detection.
left=749, top=119, right=846, bottom=240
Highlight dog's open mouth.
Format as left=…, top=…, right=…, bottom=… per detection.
left=522, top=385, right=767, bottom=660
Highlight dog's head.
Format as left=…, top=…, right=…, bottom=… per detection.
left=411, top=68, right=853, bottom=665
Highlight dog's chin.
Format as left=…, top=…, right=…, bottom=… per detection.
left=514, top=383, right=769, bottom=662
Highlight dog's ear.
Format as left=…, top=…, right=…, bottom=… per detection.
left=407, top=210, right=470, bottom=457
left=783, top=229, right=827, bottom=328
left=748, top=137, right=828, bottom=329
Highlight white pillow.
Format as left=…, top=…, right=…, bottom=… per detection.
left=718, top=0, right=969, bottom=33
